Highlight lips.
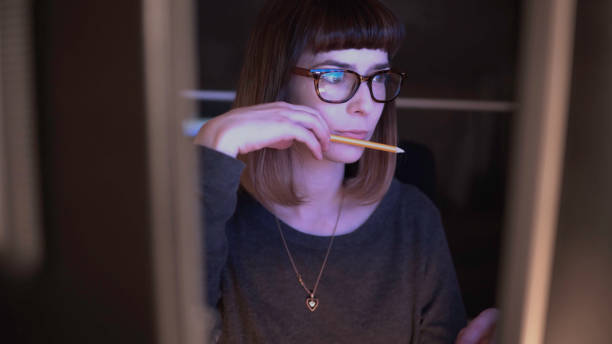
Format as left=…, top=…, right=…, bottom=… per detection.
left=334, top=130, right=369, bottom=140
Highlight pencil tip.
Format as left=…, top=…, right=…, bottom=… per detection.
left=397, top=147, right=405, bottom=153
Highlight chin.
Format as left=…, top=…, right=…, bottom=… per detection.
left=323, top=144, right=365, bottom=164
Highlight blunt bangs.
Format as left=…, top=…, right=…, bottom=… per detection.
left=294, top=0, right=405, bottom=57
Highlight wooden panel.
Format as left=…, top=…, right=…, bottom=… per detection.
left=143, top=0, right=207, bottom=343
left=497, top=0, right=576, bottom=343
left=544, top=1, right=612, bottom=342
left=0, top=0, right=43, bottom=276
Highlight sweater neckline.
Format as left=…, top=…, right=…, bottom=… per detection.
left=242, top=179, right=399, bottom=250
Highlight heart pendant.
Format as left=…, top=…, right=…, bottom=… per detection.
left=306, top=297, right=319, bottom=312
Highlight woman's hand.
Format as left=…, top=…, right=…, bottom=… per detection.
left=455, top=308, right=499, bottom=344
left=193, top=101, right=331, bottom=160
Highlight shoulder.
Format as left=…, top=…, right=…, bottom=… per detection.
left=387, top=178, right=440, bottom=217
left=384, top=178, right=446, bottom=245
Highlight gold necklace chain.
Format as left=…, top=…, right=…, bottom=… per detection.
left=275, top=192, right=344, bottom=312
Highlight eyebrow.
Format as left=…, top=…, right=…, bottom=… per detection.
left=310, top=59, right=391, bottom=72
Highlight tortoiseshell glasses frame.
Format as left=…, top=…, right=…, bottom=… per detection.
left=293, top=67, right=407, bottom=104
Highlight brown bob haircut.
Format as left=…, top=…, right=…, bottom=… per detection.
left=234, top=0, right=405, bottom=206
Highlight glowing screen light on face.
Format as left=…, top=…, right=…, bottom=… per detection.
left=322, top=71, right=345, bottom=84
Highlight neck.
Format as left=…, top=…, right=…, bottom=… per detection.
left=270, top=146, right=346, bottom=235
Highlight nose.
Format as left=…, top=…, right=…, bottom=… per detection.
left=346, top=81, right=376, bottom=116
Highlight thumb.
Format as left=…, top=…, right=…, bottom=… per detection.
left=455, top=308, right=499, bottom=344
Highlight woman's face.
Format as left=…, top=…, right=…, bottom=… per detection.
left=288, top=48, right=389, bottom=163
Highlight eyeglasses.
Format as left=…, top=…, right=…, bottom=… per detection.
left=293, top=67, right=407, bottom=104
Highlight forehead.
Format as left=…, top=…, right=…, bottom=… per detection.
left=297, top=49, right=389, bottom=71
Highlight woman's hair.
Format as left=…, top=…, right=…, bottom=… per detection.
left=234, top=0, right=405, bottom=206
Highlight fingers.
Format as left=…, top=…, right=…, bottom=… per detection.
left=455, top=308, right=499, bottom=344
left=223, top=101, right=331, bottom=158
left=238, top=122, right=324, bottom=160
left=281, top=108, right=330, bottom=152
left=284, top=124, right=325, bottom=160
left=257, top=101, right=330, bottom=152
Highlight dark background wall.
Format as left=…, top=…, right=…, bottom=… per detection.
left=0, top=1, right=154, bottom=343
left=198, top=0, right=520, bottom=317
left=199, top=0, right=518, bottom=100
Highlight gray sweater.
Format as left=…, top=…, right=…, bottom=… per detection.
left=200, top=146, right=467, bottom=343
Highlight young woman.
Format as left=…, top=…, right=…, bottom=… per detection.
left=195, top=0, right=497, bottom=342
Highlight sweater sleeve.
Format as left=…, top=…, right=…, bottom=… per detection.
left=198, top=146, right=245, bottom=307
left=416, top=200, right=467, bottom=344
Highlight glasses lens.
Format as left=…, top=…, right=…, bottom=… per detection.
left=318, top=71, right=359, bottom=102
left=371, top=71, right=402, bottom=102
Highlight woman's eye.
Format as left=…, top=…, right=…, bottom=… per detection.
left=373, top=73, right=387, bottom=83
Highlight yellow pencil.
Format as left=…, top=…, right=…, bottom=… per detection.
left=330, top=135, right=404, bottom=153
